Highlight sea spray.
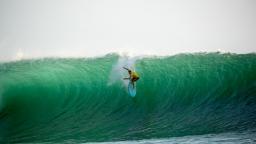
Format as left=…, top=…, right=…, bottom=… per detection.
left=108, top=54, right=141, bottom=88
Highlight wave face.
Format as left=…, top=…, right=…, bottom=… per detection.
left=0, top=53, right=256, bottom=143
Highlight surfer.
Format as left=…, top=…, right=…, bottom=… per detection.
left=123, top=67, right=139, bottom=88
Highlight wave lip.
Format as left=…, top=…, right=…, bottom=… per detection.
left=0, top=53, right=256, bottom=143
left=1, top=48, right=255, bottom=62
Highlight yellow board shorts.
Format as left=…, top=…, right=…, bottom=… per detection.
left=131, top=71, right=139, bottom=81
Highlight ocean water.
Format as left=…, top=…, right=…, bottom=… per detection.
left=0, top=53, right=255, bottom=143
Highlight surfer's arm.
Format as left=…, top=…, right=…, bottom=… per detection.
left=123, top=77, right=130, bottom=80
left=123, top=67, right=130, bottom=71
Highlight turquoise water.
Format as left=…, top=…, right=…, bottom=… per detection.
left=0, top=53, right=255, bottom=143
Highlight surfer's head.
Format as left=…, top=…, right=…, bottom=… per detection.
left=128, top=70, right=132, bottom=74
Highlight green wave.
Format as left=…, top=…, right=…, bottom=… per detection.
left=0, top=53, right=256, bottom=143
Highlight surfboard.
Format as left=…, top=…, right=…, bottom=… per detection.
left=128, top=81, right=136, bottom=97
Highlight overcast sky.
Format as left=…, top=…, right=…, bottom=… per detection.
left=0, top=0, right=256, bottom=61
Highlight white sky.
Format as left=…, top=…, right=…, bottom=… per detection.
left=0, top=0, right=256, bottom=61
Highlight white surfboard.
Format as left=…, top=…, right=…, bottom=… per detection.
left=128, top=80, right=136, bottom=97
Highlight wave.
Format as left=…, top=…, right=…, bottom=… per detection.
left=0, top=53, right=255, bottom=143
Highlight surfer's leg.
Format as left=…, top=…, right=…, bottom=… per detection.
left=132, top=77, right=139, bottom=82
left=131, top=78, right=136, bottom=88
